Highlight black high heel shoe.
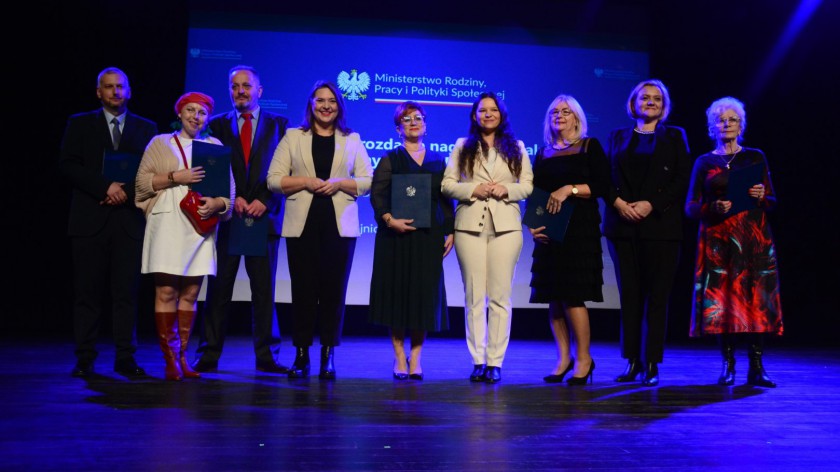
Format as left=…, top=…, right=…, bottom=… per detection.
left=393, top=358, right=409, bottom=380
left=319, top=346, right=336, bottom=380
left=543, top=357, right=575, bottom=383
left=615, top=358, right=643, bottom=382
left=566, top=359, right=595, bottom=386
left=409, top=373, right=424, bottom=380
left=288, top=347, right=310, bottom=379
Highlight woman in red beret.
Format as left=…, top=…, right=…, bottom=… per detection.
left=135, top=92, right=235, bottom=381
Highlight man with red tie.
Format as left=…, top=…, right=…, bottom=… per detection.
left=192, top=65, right=290, bottom=373
left=60, top=67, right=158, bottom=378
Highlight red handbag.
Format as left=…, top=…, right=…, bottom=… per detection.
left=179, top=189, right=219, bottom=235
left=174, top=134, right=219, bottom=236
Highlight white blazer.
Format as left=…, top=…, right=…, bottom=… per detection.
left=442, top=138, right=533, bottom=233
left=267, top=128, right=373, bottom=237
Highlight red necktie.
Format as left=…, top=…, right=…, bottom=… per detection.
left=241, top=113, right=253, bottom=166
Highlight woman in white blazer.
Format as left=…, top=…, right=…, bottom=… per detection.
left=267, top=81, right=372, bottom=380
left=442, top=92, right=533, bottom=383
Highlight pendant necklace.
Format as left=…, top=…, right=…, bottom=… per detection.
left=718, top=145, right=741, bottom=169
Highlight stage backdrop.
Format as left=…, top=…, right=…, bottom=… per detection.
left=185, top=15, right=649, bottom=309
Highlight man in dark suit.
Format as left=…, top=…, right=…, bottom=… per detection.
left=60, top=67, right=158, bottom=378
left=192, top=65, right=289, bottom=373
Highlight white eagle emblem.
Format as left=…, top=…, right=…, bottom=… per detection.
left=337, top=69, right=371, bottom=101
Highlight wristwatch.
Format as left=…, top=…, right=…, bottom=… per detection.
left=571, top=185, right=579, bottom=195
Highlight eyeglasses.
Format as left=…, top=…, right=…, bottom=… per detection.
left=550, top=108, right=573, bottom=117
left=715, top=117, right=741, bottom=126
left=401, top=115, right=425, bottom=124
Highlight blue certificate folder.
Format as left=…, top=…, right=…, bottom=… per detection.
left=102, top=150, right=141, bottom=184
left=191, top=141, right=232, bottom=198
left=391, top=174, right=432, bottom=228
left=726, top=163, right=764, bottom=215
left=522, top=187, right=575, bottom=242
left=228, top=214, right=268, bottom=256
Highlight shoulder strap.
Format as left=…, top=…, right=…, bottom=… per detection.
left=172, top=133, right=190, bottom=169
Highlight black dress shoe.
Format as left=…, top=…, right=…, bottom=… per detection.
left=319, top=346, right=336, bottom=380
left=484, top=366, right=502, bottom=384
left=615, top=358, right=643, bottom=382
left=544, top=357, right=575, bottom=383
left=288, top=347, right=311, bottom=379
left=641, top=362, right=659, bottom=387
left=71, top=361, right=95, bottom=378
left=469, top=364, right=486, bottom=382
left=191, top=358, right=219, bottom=373
left=256, top=360, right=290, bottom=374
left=114, top=359, right=147, bottom=378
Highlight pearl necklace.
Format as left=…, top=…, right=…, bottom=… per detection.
left=633, top=128, right=655, bottom=135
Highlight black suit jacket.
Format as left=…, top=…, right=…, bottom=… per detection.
left=603, top=124, right=691, bottom=241
left=60, top=109, right=158, bottom=239
left=208, top=110, right=288, bottom=236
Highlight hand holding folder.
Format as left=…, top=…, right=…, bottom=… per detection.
left=103, top=150, right=142, bottom=184
left=726, top=163, right=764, bottom=215
left=522, top=187, right=575, bottom=242
left=191, top=141, right=232, bottom=198
left=391, top=174, right=432, bottom=228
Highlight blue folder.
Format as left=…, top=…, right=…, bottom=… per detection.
left=102, top=150, right=142, bottom=184
left=522, top=187, right=575, bottom=242
left=726, top=163, right=764, bottom=215
left=191, top=141, right=232, bottom=198
left=391, top=173, right=432, bottom=228
left=228, top=214, right=268, bottom=256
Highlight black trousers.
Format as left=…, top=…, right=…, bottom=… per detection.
left=71, top=221, right=141, bottom=363
left=286, top=198, right=356, bottom=347
left=607, top=238, right=681, bottom=364
left=196, top=225, right=282, bottom=365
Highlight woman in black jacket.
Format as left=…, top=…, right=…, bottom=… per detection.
left=603, top=79, right=692, bottom=387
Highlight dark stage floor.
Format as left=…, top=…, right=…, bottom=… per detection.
left=1, top=336, right=838, bottom=471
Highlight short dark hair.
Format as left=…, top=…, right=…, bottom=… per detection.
left=393, top=101, right=426, bottom=126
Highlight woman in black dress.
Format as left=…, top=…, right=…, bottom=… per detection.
left=685, top=96, right=782, bottom=387
left=529, top=95, right=610, bottom=385
left=368, top=101, right=455, bottom=380
left=603, top=79, right=692, bottom=386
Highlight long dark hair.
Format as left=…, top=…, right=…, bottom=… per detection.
left=458, top=92, right=522, bottom=178
left=300, top=80, right=351, bottom=135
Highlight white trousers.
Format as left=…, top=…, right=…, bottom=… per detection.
left=454, top=223, right=523, bottom=368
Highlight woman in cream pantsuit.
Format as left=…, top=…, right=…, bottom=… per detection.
left=267, top=80, right=372, bottom=380
left=442, top=92, right=533, bottom=384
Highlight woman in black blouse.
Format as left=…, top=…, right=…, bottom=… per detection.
left=603, top=79, right=692, bottom=387
left=368, top=101, right=455, bottom=380
left=267, top=81, right=373, bottom=380
left=528, top=94, right=610, bottom=385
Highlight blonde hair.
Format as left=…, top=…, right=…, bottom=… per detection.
left=543, top=94, right=588, bottom=146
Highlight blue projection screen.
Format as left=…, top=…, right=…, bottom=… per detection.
left=186, top=23, right=649, bottom=309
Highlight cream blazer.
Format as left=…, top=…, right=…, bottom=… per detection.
left=266, top=128, right=373, bottom=237
left=442, top=138, right=533, bottom=233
